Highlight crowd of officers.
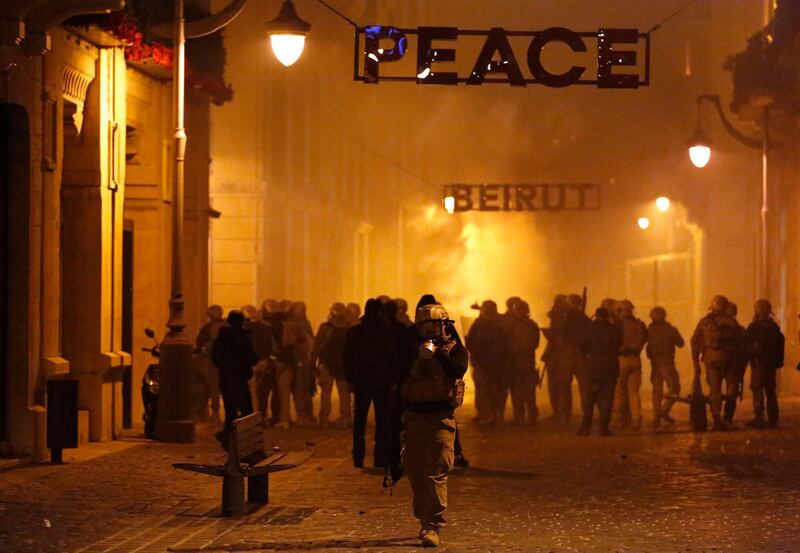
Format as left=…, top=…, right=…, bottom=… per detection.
left=195, top=299, right=366, bottom=432
left=467, top=294, right=786, bottom=435
left=194, top=293, right=786, bottom=548
left=195, top=293, right=787, bottom=441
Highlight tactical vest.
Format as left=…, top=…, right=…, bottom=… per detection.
left=401, top=357, right=464, bottom=408
left=699, top=316, right=726, bottom=368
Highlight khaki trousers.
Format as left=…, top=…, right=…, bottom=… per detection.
left=650, top=357, right=680, bottom=420
left=402, top=411, right=456, bottom=528
left=704, top=361, right=727, bottom=423
left=613, top=356, right=642, bottom=428
left=277, top=365, right=295, bottom=424
left=249, top=359, right=269, bottom=418
left=318, top=364, right=351, bottom=423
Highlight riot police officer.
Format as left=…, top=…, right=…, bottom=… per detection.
left=401, top=300, right=468, bottom=548
left=646, top=306, right=684, bottom=429
left=745, top=299, right=785, bottom=428
left=691, top=295, right=738, bottom=431
left=578, top=307, right=622, bottom=436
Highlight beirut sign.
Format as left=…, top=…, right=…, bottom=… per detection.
left=445, top=184, right=601, bottom=213
left=354, top=26, right=650, bottom=88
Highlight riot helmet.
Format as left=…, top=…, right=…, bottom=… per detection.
left=207, top=304, right=223, bottom=321
left=754, top=299, right=773, bottom=320
left=709, top=295, right=729, bottom=315
left=416, top=303, right=453, bottom=343
left=649, top=306, right=667, bottom=322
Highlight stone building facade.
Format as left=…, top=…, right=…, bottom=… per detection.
left=1, top=11, right=211, bottom=457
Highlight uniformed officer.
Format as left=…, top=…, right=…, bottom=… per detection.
left=311, top=303, right=352, bottom=428
left=542, top=295, right=568, bottom=421
left=556, top=294, right=591, bottom=424
left=724, top=302, right=749, bottom=425
left=465, top=300, right=508, bottom=424
left=646, top=307, right=684, bottom=430
left=745, top=299, right=785, bottom=428
left=401, top=300, right=468, bottom=548
left=612, top=300, right=648, bottom=430
left=578, top=307, right=622, bottom=436
left=691, top=295, right=738, bottom=431
left=506, top=300, right=541, bottom=425
left=195, top=305, right=225, bottom=421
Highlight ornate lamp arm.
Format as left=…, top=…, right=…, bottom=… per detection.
left=697, top=94, right=762, bottom=149
left=150, top=0, right=247, bottom=39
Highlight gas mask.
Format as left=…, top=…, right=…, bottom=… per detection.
left=415, top=304, right=453, bottom=359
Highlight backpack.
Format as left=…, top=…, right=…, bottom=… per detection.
left=319, top=324, right=348, bottom=367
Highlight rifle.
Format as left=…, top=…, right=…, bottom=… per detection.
left=581, top=286, right=588, bottom=314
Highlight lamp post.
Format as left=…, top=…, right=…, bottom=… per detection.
left=156, top=0, right=194, bottom=443
left=156, top=0, right=313, bottom=443
left=687, top=93, right=769, bottom=299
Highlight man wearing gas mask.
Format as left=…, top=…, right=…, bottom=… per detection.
left=401, top=298, right=468, bottom=548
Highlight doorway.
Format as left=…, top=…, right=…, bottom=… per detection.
left=0, top=103, right=30, bottom=442
left=122, top=222, right=133, bottom=429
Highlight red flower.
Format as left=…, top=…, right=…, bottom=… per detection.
left=98, top=13, right=233, bottom=105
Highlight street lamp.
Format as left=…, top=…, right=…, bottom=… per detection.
left=656, top=196, right=671, bottom=213
left=443, top=195, right=456, bottom=214
left=266, top=0, right=312, bottom=67
left=687, top=93, right=770, bottom=298
left=637, top=217, right=651, bottom=230
left=687, top=126, right=712, bottom=169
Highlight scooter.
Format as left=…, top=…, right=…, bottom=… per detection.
left=141, top=328, right=160, bottom=439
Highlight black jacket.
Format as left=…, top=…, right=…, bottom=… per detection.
left=466, top=315, right=508, bottom=369
left=211, top=326, right=258, bottom=383
left=746, top=318, right=785, bottom=369
left=343, top=314, right=399, bottom=389
left=582, top=319, right=622, bottom=382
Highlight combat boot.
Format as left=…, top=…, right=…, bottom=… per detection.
left=420, top=528, right=440, bottom=548
left=651, top=417, right=661, bottom=431
left=337, top=417, right=352, bottom=428
left=712, top=418, right=731, bottom=431
left=746, top=416, right=766, bottom=429
left=661, top=412, right=676, bottom=424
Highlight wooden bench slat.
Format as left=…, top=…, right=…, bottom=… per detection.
left=237, top=438, right=264, bottom=458
left=236, top=433, right=262, bottom=450
left=233, top=412, right=262, bottom=429
left=236, top=424, right=261, bottom=437
left=277, top=450, right=315, bottom=467
left=249, top=452, right=286, bottom=468
left=246, top=463, right=299, bottom=477
left=172, top=463, right=225, bottom=476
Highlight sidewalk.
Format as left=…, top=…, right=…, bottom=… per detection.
left=2, top=400, right=800, bottom=552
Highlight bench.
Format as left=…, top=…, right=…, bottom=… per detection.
left=173, top=412, right=313, bottom=516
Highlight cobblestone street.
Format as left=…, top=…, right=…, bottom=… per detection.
left=2, top=399, right=800, bottom=553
